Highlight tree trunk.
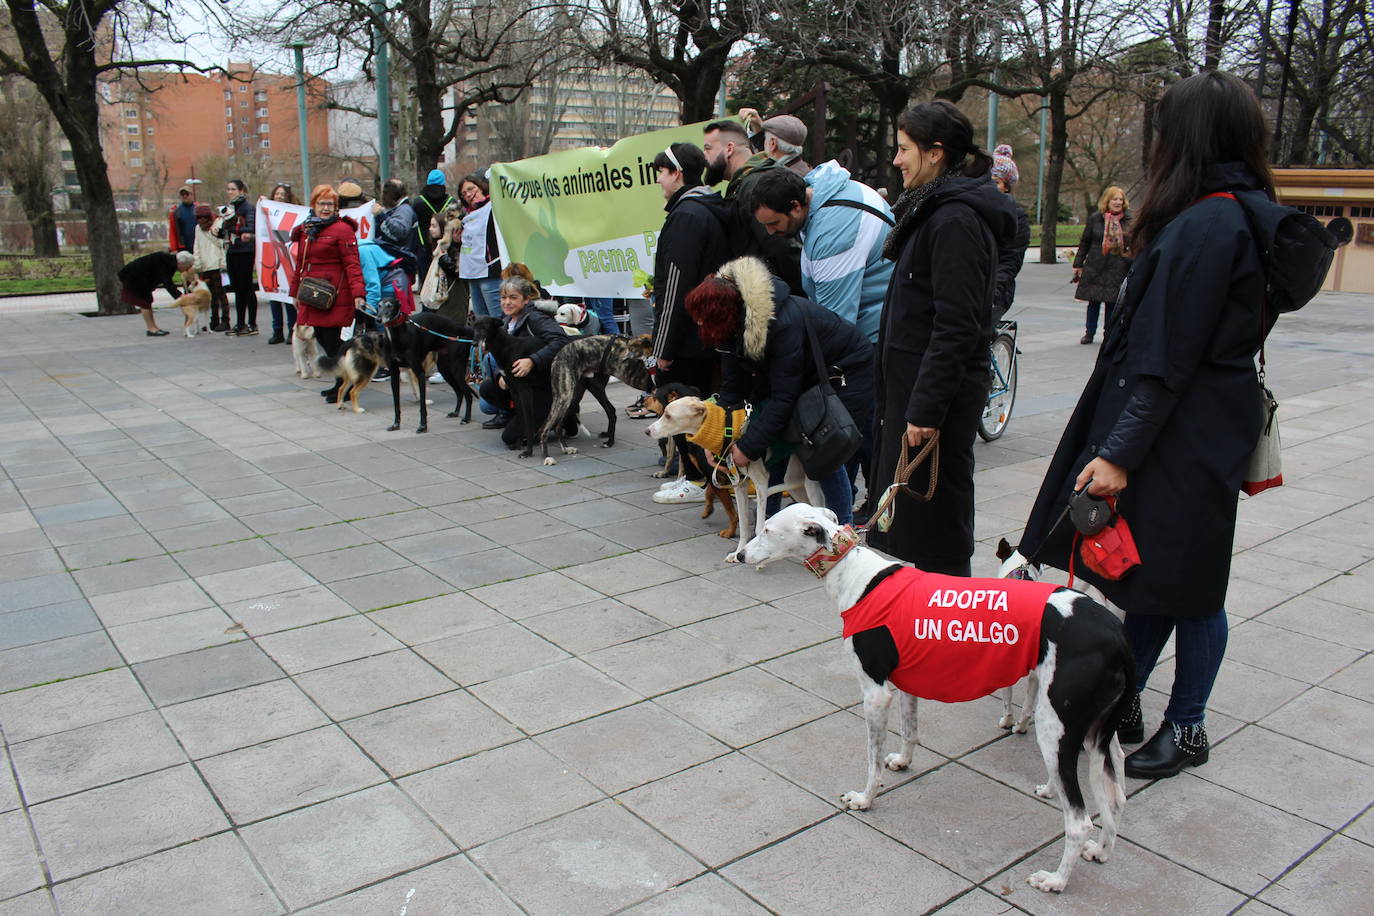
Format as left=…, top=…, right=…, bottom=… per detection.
left=1205, top=1, right=1225, bottom=69
left=7, top=0, right=127, bottom=314
left=679, top=56, right=727, bottom=123
left=13, top=171, right=60, bottom=257
left=407, top=0, right=443, bottom=185
left=1039, top=88, right=1069, bottom=264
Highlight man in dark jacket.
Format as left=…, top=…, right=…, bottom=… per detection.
left=410, top=169, right=453, bottom=286
left=702, top=119, right=804, bottom=294
left=649, top=141, right=733, bottom=504
left=168, top=186, right=197, bottom=253
left=119, top=249, right=193, bottom=336
left=375, top=179, right=420, bottom=280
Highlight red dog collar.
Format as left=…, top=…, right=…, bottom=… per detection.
left=804, top=525, right=861, bottom=578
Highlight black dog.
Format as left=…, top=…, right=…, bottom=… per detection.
left=472, top=315, right=547, bottom=457
left=375, top=299, right=478, bottom=433
left=538, top=334, right=655, bottom=465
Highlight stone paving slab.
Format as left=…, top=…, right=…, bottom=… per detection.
left=1, top=268, right=1371, bottom=913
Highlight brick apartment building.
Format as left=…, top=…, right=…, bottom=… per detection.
left=98, top=61, right=330, bottom=211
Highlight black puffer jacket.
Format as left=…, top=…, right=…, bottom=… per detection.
left=652, top=185, right=732, bottom=363
left=715, top=257, right=873, bottom=461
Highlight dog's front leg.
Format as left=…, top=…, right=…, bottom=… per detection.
left=386, top=368, right=404, bottom=432
left=727, top=463, right=765, bottom=563
left=842, top=679, right=894, bottom=810
left=884, top=691, right=919, bottom=771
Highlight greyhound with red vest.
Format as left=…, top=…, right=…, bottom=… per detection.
left=738, top=504, right=1134, bottom=893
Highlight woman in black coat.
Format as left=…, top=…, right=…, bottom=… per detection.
left=1017, top=72, right=1317, bottom=779
left=684, top=255, right=873, bottom=525
left=1073, top=187, right=1133, bottom=344
left=867, top=101, right=1019, bottom=575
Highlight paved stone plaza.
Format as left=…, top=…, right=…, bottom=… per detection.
left=1, top=264, right=1371, bottom=914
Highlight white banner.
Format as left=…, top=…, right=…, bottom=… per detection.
left=254, top=198, right=376, bottom=303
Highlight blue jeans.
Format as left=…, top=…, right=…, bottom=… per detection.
left=585, top=297, right=617, bottom=334
left=477, top=352, right=511, bottom=416
left=1085, top=300, right=1112, bottom=335
left=762, top=464, right=853, bottom=526
left=269, top=300, right=297, bottom=334
left=469, top=278, right=503, bottom=318
left=1124, top=608, right=1229, bottom=726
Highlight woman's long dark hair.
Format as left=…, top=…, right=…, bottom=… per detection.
left=896, top=100, right=993, bottom=178
left=1129, top=71, right=1275, bottom=252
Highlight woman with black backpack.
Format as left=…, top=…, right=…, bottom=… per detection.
left=1017, top=71, right=1331, bottom=779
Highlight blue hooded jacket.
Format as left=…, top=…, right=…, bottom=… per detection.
left=801, top=160, right=894, bottom=343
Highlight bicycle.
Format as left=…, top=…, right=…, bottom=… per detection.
left=979, top=319, right=1019, bottom=441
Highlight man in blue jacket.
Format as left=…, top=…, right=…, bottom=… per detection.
left=749, top=162, right=893, bottom=344
left=750, top=161, right=894, bottom=515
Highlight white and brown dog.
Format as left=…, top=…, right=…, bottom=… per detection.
left=646, top=396, right=826, bottom=563
left=174, top=279, right=212, bottom=338
left=740, top=504, right=1134, bottom=893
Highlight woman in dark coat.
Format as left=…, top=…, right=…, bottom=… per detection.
left=1017, top=71, right=1315, bottom=779
left=1073, top=187, right=1133, bottom=344
left=289, top=184, right=367, bottom=403
left=217, top=179, right=259, bottom=336
left=868, top=100, right=1019, bottom=575
left=684, top=255, right=874, bottom=525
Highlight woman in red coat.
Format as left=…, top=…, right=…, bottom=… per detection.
left=291, top=184, right=367, bottom=402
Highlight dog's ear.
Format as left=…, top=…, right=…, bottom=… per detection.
left=802, top=523, right=828, bottom=545
left=821, top=508, right=838, bottom=525
left=996, top=538, right=1014, bottom=561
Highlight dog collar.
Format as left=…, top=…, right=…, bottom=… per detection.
left=803, top=525, right=861, bottom=578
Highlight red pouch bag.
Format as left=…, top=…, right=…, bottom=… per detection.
left=1078, top=514, right=1142, bottom=580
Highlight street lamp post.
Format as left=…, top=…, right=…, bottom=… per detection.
left=374, top=0, right=390, bottom=182
left=289, top=41, right=311, bottom=193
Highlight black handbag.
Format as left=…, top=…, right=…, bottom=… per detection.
left=787, top=310, right=862, bottom=478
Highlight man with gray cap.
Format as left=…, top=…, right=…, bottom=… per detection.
left=745, top=111, right=813, bottom=178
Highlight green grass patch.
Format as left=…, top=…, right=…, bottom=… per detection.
left=1028, top=224, right=1085, bottom=247
left=0, top=276, right=96, bottom=295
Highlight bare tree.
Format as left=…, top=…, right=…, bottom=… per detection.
left=588, top=0, right=749, bottom=122
left=0, top=1, right=219, bottom=313
left=0, top=75, right=60, bottom=256
left=246, top=0, right=576, bottom=187
left=952, top=0, right=1141, bottom=261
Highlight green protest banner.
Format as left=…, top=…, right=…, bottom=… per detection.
left=489, top=119, right=727, bottom=299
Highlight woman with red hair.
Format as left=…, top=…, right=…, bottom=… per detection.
left=290, top=184, right=367, bottom=403
left=685, top=256, right=873, bottom=525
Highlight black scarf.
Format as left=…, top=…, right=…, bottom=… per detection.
left=882, top=170, right=960, bottom=261
left=302, top=213, right=339, bottom=240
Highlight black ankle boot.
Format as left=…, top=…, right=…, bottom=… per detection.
left=1125, top=721, right=1209, bottom=779
left=1117, top=692, right=1144, bottom=744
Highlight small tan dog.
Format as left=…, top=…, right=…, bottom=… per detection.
left=175, top=279, right=212, bottom=337
left=292, top=323, right=320, bottom=378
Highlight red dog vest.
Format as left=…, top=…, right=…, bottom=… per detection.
left=841, top=567, right=1058, bottom=702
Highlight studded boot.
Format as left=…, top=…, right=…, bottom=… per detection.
left=1125, top=721, right=1209, bottom=779
left=1117, top=692, right=1144, bottom=744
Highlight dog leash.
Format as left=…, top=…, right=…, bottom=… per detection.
left=404, top=316, right=474, bottom=344
left=856, top=433, right=940, bottom=536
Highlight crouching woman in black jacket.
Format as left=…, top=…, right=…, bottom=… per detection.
left=476, top=276, right=570, bottom=450
left=684, top=255, right=873, bottom=525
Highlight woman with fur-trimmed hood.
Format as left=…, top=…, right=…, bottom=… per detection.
left=684, top=256, right=873, bottom=524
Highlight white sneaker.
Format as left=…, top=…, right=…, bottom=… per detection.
left=656, top=477, right=682, bottom=492
left=653, top=478, right=705, bottom=504
left=428, top=372, right=445, bottom=384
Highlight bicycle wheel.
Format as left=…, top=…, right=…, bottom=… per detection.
left=979, top=332, right=1018, bottom=441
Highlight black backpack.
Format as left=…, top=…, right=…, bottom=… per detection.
left=1230, top=190, right=1337, bottom=313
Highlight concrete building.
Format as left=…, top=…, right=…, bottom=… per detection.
left=449, top=67, right=682, bottom=169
